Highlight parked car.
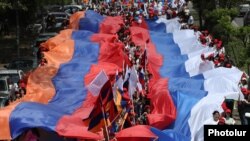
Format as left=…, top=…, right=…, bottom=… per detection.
left=4, top=57, right=38, bottom=73
left=244, top=10, right=250, bottom=26
left=239, top=4, right=250, bottom=16
left=26, top=22, right=43, bottom=35
left=0, top=69, right=24, bottom=84
left=37, top=32, right=58, bottom=39
left=44, top=5, right=63, bottom=13
left=63, top=5, right=83, bottom=15
left=48, top=12, right=70, bottom=19
left=0, top=96, right=8, bottom=107
left=46, top=12, right=69, bottom=32
left=0, top=76, right=16, bottom=107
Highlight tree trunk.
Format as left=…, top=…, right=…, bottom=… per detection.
left=227, top=0, right=232, bottom=9
left=16, top=2, right=20, bottom=58
left=215, top=0, right=219, bottom=8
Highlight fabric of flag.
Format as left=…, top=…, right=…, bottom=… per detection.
left=140, top=47, right=148, bottom=69
left=145, top=17, right=244, bottom=141
left=116, top=77, right=124, bottom=92
left=124, top=65, right=131, bottom=82
left=129, top=20, right=177, bottom=132
left=138, top=68, right=145, bottom=87
left=87, top=80, right=117, bottom=132
left=0, top=10, right=244, bottom=141
left=115, top=125, right=158, bottom=141
left=87, top=70, right=109, bottom=97
left=0, top=11, right=125, bottom=140
left=128, top=66, right=138, bottom=98
left=114, top=88, right=123, bottom=113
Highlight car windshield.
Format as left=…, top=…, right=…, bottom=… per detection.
left=53, top=13, right=67, bottom=18
left=65, top=8, right=79, bottom=14
left=55, top=18, right=67, bottom=22
left=0, top=80, right=7, bottom=91
left=38, top=35, right=51, bottom=39
left=0, top=74, right=20, bottom=84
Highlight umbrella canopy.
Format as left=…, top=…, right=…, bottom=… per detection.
left=56, top=116, right=103, bottom=140
left=115, top=125, right=157, bottom=141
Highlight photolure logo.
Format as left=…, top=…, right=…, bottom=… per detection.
left=208, top=129, right=247, bottom=136
left=204, top=125, right=250, bottom=141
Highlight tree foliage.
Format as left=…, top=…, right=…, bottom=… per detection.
left=192, top=0, right=244, bottom=28
left=0, top=0, right=72, bottom=10
left=235, top=26, right=250, bottom=48
left=192, top=0, right=245, bottom=10
left=0, top=0, right=73, bottom=25
left=204, top=8, right=238, bottom=31
left=0, top=1, right=11, bottom=9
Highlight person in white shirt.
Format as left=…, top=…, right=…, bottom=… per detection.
left=224, top=109, right=236, bottom=125
left=188, top=15, right=194, bottom=26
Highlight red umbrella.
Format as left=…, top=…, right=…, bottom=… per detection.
left=56, top=116, right=104, bottom=140
left=115, top=125, right=157, bottom=141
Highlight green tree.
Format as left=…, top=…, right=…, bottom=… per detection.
left=0, top=1, right=11, bottom=9
left=192, top=0, right=216, bottom=29
left=192, top=0, right=243, bottom=28
left=189, top=0, right=250, bottom=70
left=226, top=26, right=250, bottom=68
left=0, top=0, right=73, bottom=25
left=235, top=26, right=250, bottom=49
left=204, top=8, right=238, bottom=32
left=0, top=0, right=72, bottom=10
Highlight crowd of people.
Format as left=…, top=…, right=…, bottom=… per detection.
left=36, top=0, right=250, bottom=124
left=109, top=16, right=153, bottom=132
left=5, top=79, right=27, bottom=106
left=83, top=0, right=197, bottom=137
left=197, top=30, right=233, bottom=68
left=237, top=74, right=250, bottom=125
left=23, top=1, right=250, bottom=139
left=85, top=0, right=189, bottom=20
left=211, top=98, right=249, bottom=126
left=209, top=110, right=235, bottom=125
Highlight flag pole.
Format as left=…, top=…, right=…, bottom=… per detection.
left=123, top=42, right=126, bottom=78
left=122, top=45, right=125, bottom=78
left=144, top=43, right=149, bottom=94
left=109, top=111, right=122, bottom=126
left=100, top=97, right=110, bottom=141
left=123, top=60, right=125, bottom=78
left=144, top=43, right=147, bottom=70
left=119, top=112, right=128, bottom=130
